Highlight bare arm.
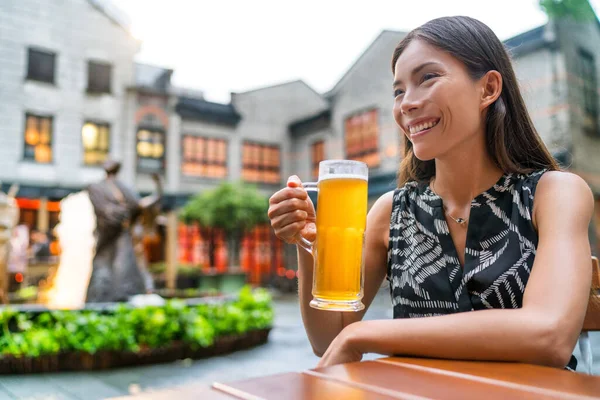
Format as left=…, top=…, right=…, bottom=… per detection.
left=269, top=177, right=392, bottom=356
left=297, top=191, right=392, bottom=356
left=138, top=173, right=163, bottom=210
left=324, top=172, right=594, bottom=368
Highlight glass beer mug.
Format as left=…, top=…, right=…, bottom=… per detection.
left=296, top=160, right=368, bottom=312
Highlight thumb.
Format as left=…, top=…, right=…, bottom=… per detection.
left=287, top=175, right=302, bottom=188
left=300, top=220, right=317, bottom=243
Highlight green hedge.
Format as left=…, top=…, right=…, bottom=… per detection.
left=0, top=286, right=273, bottom=358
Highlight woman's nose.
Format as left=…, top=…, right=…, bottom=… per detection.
left=399, top=90, right=423, bottom=115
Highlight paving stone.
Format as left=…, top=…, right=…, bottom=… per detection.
left=0, top=384, right=16, bottom=400
left=44, top=374, right=123, bottom=400
left=0, top=376, right=79, bottom=399
left=2, top=290, right=600, bottom=399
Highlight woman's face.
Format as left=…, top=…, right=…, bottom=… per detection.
left=393, top=39, right=485, bottom=161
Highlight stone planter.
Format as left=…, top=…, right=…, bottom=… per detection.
left=0, top=328, right=271, bottom=374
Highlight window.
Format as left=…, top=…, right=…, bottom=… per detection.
left=87, top=61, right=112, bottom=93
left=136, top=128, right=165, bottom=173
left=82, top=122, right=110, bottom=165
left=345, top=109, right=380, bottom=167
left=311, top=140, right=325, bottom=179
left=182, top=135, right=228, bottom=178
left=23, top=113, right=53, bottom=163
left=26, top=48, right=56, bottom=84
left=579, top=49, right=599, bottom=135
left=242, top=142, right=280, bottom=184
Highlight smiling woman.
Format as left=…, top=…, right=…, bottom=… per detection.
left=267, top=15, right=595, bottom=372
left=390, top=18, right=558, bottom=187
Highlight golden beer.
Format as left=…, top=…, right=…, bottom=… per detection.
left=296, top=160, right=369, bottom=311
left=312, top=174, right=368, bottom=310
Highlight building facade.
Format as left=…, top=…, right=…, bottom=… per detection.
left=1, top=0, right=599, bottom=275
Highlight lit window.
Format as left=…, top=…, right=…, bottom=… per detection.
left=311, top=140, right=325, bottom=179
left=23, top=113, right=53, bottom=163
left=242, top=142, right=280, bottom=184
left=345, top=109, right=380, bottom=167
left=82, top=122, right=110, bottom=165
left=182, top=135, right=228, bottom=178
left=136, top=129, right=165, bottom=173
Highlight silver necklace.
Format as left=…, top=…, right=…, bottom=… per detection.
left=430, top=178, right=469, bottom=227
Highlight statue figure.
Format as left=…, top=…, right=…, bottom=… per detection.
left=85, top=160, right=162, bottom=302
left=0, top=185, right=19, bottom=304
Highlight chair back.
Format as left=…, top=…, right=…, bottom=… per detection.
left=582, top=256, right=600, bottom=332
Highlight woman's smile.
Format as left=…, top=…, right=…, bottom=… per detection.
left=408, top=118, right=440, bottom=138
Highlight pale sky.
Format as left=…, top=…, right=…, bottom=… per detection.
left=116, top=0, right=600, bottom=103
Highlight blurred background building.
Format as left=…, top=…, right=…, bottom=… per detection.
left=0, top=0, right=599, bottom=292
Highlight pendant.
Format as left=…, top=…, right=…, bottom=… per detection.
left=455, top=218, right=467, bottom=225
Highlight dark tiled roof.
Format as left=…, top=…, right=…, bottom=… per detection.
left=1, top=183, right=80, bottom=201
left=289, top=109, right=331, bottom=137
left=503, top=25, right=550, bottom=57
left=3, top=182, right=191, bottom=211
left=175, top=97, right=242, bottom=126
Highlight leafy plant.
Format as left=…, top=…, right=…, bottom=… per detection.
left=180, top=181, right=270, bottom=267
left=181, top=308, right=215, bottom=348
left=0, top=286, right=273, bottom=359
left=178, top=265, right=203, bottom=277
left=148, top=263, right=167, bottom=275
left=149, top=263, right=206, bottom=277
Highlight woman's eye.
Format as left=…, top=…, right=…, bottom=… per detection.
left=393, top=89, right=404, bottom=98
left=422, top=73, right=439, bottom=82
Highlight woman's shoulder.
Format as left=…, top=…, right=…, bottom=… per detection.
left=532, top=170, right=594, bottom=230
left=367, top=191, right=396, bottom=246
left=534, top=170, right=593, bottom=209
left=368, top=186, right=420, bottom=230
left=369, top=190, right=395, bottom=221
left=513, top=169, right=589, bottom=198
left=535, top=170, right=590, bottom=190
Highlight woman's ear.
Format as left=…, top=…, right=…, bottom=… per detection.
left=479, top=70, right=503, bottom=110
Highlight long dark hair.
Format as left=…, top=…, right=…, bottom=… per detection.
left=391, top=16, right=559, bottom=186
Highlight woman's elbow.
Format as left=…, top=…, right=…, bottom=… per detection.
left=534, top=318, right=576, bottom=368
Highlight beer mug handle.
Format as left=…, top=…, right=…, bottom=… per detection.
left=295, top=182, right=317, bottom=254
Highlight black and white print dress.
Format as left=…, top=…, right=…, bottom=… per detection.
left=387, top=169, right=577, bottom=370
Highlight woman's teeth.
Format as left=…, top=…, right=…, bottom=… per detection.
left=410, top=120, right=439, bottom=135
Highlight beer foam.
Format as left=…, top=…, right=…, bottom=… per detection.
left=320, top=173, right=368, bottom=182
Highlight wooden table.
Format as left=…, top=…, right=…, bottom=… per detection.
left=113, top=357, right=600, bottom=399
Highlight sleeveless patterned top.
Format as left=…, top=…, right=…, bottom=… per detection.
left=386, top=170, right=577, bottom=370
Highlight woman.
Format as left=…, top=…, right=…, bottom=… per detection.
left=267, top=16, right=594, bottom=370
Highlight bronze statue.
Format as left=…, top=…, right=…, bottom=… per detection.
left=85, top=160, right=162, bottom=302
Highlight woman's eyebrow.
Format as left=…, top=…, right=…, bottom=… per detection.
left=393, top=61, right=443, bottom=87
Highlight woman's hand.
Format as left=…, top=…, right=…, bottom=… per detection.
left=315, top=323, right=364, bottom=368
left=268, top=176, right=316, bottom=244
